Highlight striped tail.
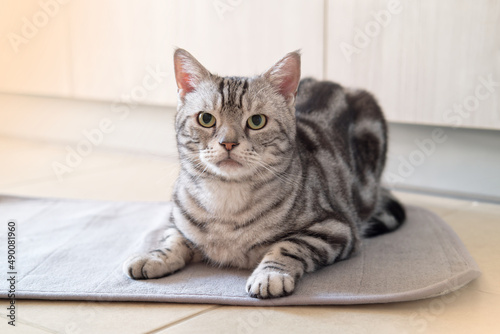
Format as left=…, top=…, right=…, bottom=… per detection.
left=362, top=189, right=406, bottom=238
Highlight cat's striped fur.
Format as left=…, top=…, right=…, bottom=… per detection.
left=123, top=49, right=406, bottom=299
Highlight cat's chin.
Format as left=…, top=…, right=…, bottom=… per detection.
left=213, top=158, right=251, bottom=179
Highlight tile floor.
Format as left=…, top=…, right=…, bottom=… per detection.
left=0, top=94, right=499, bottom=333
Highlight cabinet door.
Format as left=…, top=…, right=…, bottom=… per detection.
left=0, top=0, right=72, bottom=97
left=326, top=0, right=500, bottom=130
left=170, top=0, right=324, bottom=86
left=69, top=0, right=177, bottom=106
left=1, top=0, right=324, bottom=107
left=69, top=0, right=324, bottom=107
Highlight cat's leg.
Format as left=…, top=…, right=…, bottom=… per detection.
left=123, top=227, right=199, bottom=279
left=246, top=222, right=355, bottom=299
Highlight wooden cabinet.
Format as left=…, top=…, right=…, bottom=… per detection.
left=68, top=0, right=177, bottom=106
left=0, top=0, right=72, bottom=97
left=169, top=0, right=324, bottom=82
left=0, top=0, right=324, bottom=107
left=1, top=0, right=499, bottom=129
left=326, top=0, right=500, bottom=129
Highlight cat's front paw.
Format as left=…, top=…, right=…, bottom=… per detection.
left=246, top=270, right=295, bottom=299
left=123, top=250, right=185, bottom=280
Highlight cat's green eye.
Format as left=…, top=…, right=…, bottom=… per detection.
left=247, top=114, right=267, bottom=130
left=198, top=112, right=216, bottom=128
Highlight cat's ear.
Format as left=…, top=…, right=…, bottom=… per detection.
left=264, top=50, right=301, bottom=104
left=173, top=48, right=211, bottom=99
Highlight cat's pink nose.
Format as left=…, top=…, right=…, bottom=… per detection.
left=220, top=142, right=239, bottom=151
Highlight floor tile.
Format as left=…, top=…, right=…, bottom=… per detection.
left=0, top=300, right=213, bottom=334
left=159, top=285, right=498, bottom=334
left=443, top=203, right=500, bottom=295
left=467, top=200, right=500, bottom=215
left=0, top=136, right=148, bottom=189
left=392, top=190, right=472, bottom=218
left=361, top=285, right=500, bottom=334
left=0, top=93, right=178, bottom=158
left=1, top=314, right=54, bottom=333
left=0, top=155, right=180, bottom=201
left=0, top=137, right=63, bottom=187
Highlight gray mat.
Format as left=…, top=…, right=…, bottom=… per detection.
left=0, top=195, right=480, bottom=306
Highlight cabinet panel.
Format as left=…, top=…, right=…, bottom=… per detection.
left=0, top=0, right=72, bottom=97
left=327, top=0, right=500, bottom=129
left=170, top=0, right=324, bottom=83
left=69, top=0, right=177, bottom=106
left=69, top=0, right=324, bottom=108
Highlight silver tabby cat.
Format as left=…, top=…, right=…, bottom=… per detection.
left=123, top=49, right=405, bottom=299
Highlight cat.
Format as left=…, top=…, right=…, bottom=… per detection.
left=123, top=48, right=406, bottom=299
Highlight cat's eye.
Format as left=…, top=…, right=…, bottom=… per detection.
left=247, top=114, right=267, bottom=130
left=198, top=112, right=216, bottom=128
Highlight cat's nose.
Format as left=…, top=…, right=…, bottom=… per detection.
left=219, top=142, right=239, bottom=151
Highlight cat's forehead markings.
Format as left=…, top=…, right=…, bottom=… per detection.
left=219, top=76, right=249, bottom=114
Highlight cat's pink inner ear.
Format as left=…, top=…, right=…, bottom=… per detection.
left=173, top=49, right=209, bottom=98
left=175, top=67, right=195, bottom=94
left=174, top=57, right=195, bottom=96
left=267, top=51, right=301, bottom=102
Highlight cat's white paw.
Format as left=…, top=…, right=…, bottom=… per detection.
left=246, top=270, right=295, bottom=299
left=123, top=250, right=185, bottom=280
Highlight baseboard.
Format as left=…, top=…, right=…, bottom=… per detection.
left=384, top=122, right=500, bottom=203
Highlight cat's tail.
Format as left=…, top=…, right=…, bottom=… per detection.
left=362, top=189, right=406, bottom=238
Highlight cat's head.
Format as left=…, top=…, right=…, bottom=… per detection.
left=173, top=48, right=300, bottom=181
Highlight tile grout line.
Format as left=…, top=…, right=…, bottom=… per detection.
left=1, top=313, right=59, bottom=333
left=467, top=288, right=500, bottom=296
left=144, top=305, right=222, bottom=334
left=438, top=202, right=476, bottom=220
left=392, top=185, right=500, bottom=205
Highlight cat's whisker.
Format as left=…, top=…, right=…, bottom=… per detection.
left=194, top=164, right=209, bottom=182
left=251, top=159, right=302, bottom=188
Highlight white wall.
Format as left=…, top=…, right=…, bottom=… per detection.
left=1, top=0, right=499, bottom=129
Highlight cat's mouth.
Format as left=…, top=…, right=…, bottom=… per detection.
left=217, top=158, right=243, bottom=168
